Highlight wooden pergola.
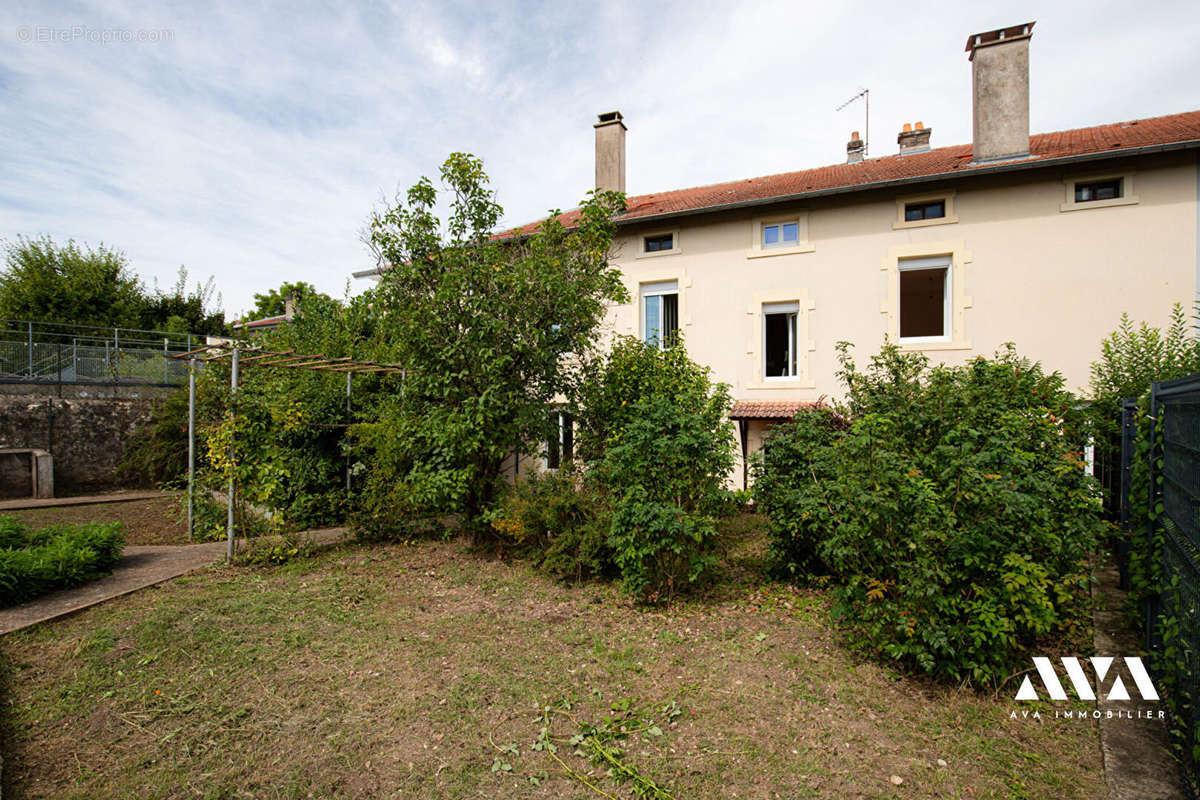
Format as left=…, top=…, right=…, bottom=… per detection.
left=170, top=344, right=407, bottom=560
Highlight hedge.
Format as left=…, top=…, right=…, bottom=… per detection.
left=0, top=516, right=125, bottom=607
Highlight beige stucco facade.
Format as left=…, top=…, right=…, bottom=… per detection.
left=596, top=151, right=1198, bottom=480
left=604, top=151, right=1198, bottom=402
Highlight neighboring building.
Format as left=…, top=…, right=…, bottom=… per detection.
left=362, top=22, right=1200, bottom=483
left=231, top=295, right=297, bottom=336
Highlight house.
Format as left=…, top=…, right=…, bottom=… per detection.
left=231, top=294, right=298, bottom=336
left=363, top=22, right=1200, bottom=484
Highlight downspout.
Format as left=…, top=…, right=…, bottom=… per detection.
left=1195, top=151, right=1200, bottom=307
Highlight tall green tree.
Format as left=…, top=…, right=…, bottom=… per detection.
left=0, top=236, right=225, bottom=334
left=144, top=266, right=226, bottom=335
left=0, top=236, right=146, bottom=327
left=354, top=152, right=627, bottom=533
left=249, top=281, right=331, bottom=319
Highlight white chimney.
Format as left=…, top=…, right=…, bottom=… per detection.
left=966, top=22, right=1035, bottom=162
left=594, top=111, right=626, bottom=193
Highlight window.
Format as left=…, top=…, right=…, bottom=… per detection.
left=763, top=301, right=799, bottom=379
left=1061, top=174, right=1137, bottom=212
left=899, top=256, right=950, bottom=342
left=893, top=192, right=956, bottom=229
left=762, top=221, right=800, bottom=249
left=1074, top=178, right=1122, bottom=203
left=546, top=410, right=574, bottom=470
left=643, top=233, right=674, bottom=253
left=641, top=280, right=678, bottom=349
left=904, top=200, right=945, bottom=222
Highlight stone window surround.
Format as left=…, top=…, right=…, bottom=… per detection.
left=747, top=211, right=814, bottom=259
left=744, top=288, right=816, bottom=389
left=880, top=240, right=973, bottom=352
left=1060, top=171, right=1139, bottom=213
left=893, top=190, right=959, bottom=230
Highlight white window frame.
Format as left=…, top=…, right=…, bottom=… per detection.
left=897, top=256, right=952, bottom=345
left=762, top=301, right=799, bottom=380
left=636, top=228, right=682, bottom=259
left=1060, top=172, right=1139, bottom=212
left=641, top=280, right=678, bottom=349
left=747, top=211, right=813, bottom=258
left=761, top=221, right=800, bottom=249
left=543, top=409, right=573, bottom=471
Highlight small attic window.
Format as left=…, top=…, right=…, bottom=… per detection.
left=904, top=200, right=945, bottom=222
left=644, top=233, right=674, bottom=253
left=1074, top=178, right=1122, bottom=203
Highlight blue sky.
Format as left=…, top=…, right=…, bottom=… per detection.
left=1, top=0, right=1198, bottom=320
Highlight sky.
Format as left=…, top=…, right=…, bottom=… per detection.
left=1, top=0, right=1198, bottom=321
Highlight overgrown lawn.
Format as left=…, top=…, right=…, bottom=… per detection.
left=0, top=515, right=1103, bottom=799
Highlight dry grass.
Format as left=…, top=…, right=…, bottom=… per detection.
left=6, top=496, right=188, bottom=546
left=0, top=515, right=1104, bottom=799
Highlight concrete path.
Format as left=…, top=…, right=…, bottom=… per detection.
left=1092, top=557, right=1183, bottom=800
left=0, top=527, right=351, bottom=635
left=0, top=490, right=176, bottom=512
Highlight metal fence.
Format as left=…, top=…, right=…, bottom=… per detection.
left=0, top=319, right=200, bottom=386
left=1138, top=375, right=1200, bottom=795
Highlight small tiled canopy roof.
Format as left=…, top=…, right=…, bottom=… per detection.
left=500, top=109, right=1200, bottom=238
left=729, top=400, right=811, bottom=420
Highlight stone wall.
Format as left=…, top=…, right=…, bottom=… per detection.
left=0, top=383, right=172, bottom=497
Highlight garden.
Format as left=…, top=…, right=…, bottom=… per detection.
left=0, top=154, right=1188, bottom=797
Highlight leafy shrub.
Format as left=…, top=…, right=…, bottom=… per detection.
left=488, top=468, right=612, bottom=581
left=116, top=387, right=192, bottom=488
left=581, top=338, right=735, bottom=602
left=754, top=343, right=1103, bottom=684
left=0, top=516, right=125, bottom=606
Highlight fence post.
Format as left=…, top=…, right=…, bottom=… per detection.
left=113, top=328, right=120, bottom=383
left=163, top=338, right=168, bottom=384
left=27, top=321, right=33, bottom=378
left=1146, top=381, right=1162, bottom=648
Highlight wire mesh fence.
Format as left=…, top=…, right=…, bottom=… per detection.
left=0, top=319, right=201, bottom=386
left=1141, top=376, right=1200, bottom=797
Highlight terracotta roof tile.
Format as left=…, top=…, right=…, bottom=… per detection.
left=501, top=110, right=1200, bottom=237
left=730, top=400, right=814, bottom=420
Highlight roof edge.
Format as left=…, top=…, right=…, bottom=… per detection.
left=612, top=138, right=1200, bottom=228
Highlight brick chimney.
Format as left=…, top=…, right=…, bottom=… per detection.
left=846, top=131, right=865, bottom=163
left=594, top=111, right=626, bottom=193
left=897, top=121, right=931, bottom=155
left=966, top=22, right=1035, bottom=162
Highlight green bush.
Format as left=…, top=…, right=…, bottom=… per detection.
left=754, top=343, right=1103, bottom=684
left=581, top=338, right=735, bottom=602
left=0, top=516, right=125, bottom=606
left=488, top=468, right=612, bottom=581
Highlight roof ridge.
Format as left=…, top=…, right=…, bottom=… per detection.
left=623, top=108, right=1200, bottom=205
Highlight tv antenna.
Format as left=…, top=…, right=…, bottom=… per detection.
left=836, top=87, right=870, bottom=156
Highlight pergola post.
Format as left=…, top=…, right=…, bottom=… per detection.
left=345, top=371, right=352, bottom=492
left=226, top=347, right=238, bottom=563
left=187, top=358, right=196, bottom=541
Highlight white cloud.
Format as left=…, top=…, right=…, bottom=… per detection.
left=0, top=0, right=1197, bottom=320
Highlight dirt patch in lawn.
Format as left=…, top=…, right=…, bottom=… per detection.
left=5, top=496, right=188, bottom=546
left=0, top=515, right=1106, bottom=799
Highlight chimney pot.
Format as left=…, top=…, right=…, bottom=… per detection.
left=594, top=110, right=627, bottom=193
left=846, top=131, right=865, bottom=164
left=966, top=21, right=1035, bottom=162
left=898, top=121, right=932, bottom=155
